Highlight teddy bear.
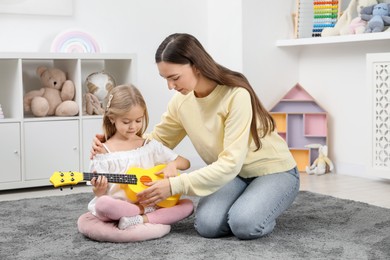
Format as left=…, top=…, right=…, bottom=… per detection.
left=23, top=66, right=79, bottom=117
left=360, top=3, right=390, bottom=32
left=305, top=144, right=334, bottom=175
left=83, top=71, right=116, bottom=115
left=321, top=0, right=378, bottom=36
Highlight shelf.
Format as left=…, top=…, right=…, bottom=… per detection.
left=272, top=102, right=325, bottom=113
left=270, top=84, right=328, bottom=172
left=271, top=113, right=287, bottom=132
left=304, top=114, right=327, bottom=136
left=0, top=52, right=135, bottom=60
left=290, top=149, right=310, bottom=172
left=0, top=53, right=136, bottom=190
left=276, top=32, right=390, bottom=47
left=0, top=118, right=21, bottom=123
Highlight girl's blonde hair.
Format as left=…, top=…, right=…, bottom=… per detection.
left=103, top=84, right=149, bottom=141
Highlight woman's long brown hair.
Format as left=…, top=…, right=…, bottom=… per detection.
left=155, top=33, right=275, bottom=151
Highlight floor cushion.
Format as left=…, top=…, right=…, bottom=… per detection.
left=77, top=212, right=171, bottom=242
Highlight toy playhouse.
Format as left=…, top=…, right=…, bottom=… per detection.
left=270, top=83, right=328, bottom=172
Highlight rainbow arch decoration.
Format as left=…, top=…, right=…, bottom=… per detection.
left=51, top=29, right=101, bottom=53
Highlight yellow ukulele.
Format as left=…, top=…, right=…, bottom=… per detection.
left=50, top=164, right=180, bottom=208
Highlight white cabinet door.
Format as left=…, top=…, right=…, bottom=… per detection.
left=24, top=120, right=80, bottom=181
left=81, top=117, right=102, bottom=172
left=0, top=123, right=21, bottom=183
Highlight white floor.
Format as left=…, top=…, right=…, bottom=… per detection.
left=0, top=183, right=91, bottom=202
left=1, top=172, right=390, bottom=209
left=300, top=172, right=390, bottom=209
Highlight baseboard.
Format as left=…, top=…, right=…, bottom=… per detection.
left=334, top=161, right=390, bottom=181
left=183, top=159, right=390, bottom=181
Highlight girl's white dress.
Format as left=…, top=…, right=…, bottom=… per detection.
left=88, top=139, right=178, bottom=215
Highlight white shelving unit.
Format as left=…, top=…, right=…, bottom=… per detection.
left=275, top=27, right=390, bottom=179
left=0, top=53, right=136, bottom=190
left=276, top=32, right=390, bottom=47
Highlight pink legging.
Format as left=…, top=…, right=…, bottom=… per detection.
left=94, top=195, right=194, bottom=225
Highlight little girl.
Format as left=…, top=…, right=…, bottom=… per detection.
left=88, top=84, right=193, bottom=229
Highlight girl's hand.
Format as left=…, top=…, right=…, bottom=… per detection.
left=91, top=175, right=108, bottom=197
left=137, top=179, right=172, bottom=206
left=90, top=134, right=105, bottom=159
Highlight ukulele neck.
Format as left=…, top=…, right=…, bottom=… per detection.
left=83, top=172, right=137, bottom=184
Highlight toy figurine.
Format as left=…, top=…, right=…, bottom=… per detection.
left=0, top=104, right=4, bottom=119
left=305, top=144, right=334, bottom=175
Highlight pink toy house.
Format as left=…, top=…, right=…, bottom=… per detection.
left=270, top=83, right=328, bottom=172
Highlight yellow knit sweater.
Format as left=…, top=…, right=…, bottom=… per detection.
left=148, top=85, right=296, bottom=196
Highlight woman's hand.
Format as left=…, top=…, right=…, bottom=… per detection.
left=137, top=179, right=172, bottom=206
left=90, top=134, right=105, bottom=159
left=155, top=156, right=189, bottom=178
left=158, top=162, right=179, bottom=178
left=91, top=175, right=108, bottom=197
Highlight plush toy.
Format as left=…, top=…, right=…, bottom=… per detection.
left=0, top=104, right=4, bottom=119
left=305, top=144, right=334, bottom=176
left=342, top=16, right=368, bottom=34
left=84, top=93, right=104, bottom=115
left=23, top=66, right=79, bottom=117
left=321, top=0, right=378, bottom=36
left=360, top=3, right=390, bottom=32
left=83, top=71, right=116, bottom=115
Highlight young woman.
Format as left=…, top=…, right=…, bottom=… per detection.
left=87, top=84, right=193, bottom=230
left=93, top=33, right=299, bottom=240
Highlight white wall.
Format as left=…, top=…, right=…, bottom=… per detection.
left=298, top=42, right=389, bottom=179
left=207, top=0, right=243, bottom=72
left=241, top=0, right=388, bottom=180
left=1, top=0, right=379, bottom=179
left=242, top=0, right=299, bottom=109
left=270, top=0, right=389, bottom=180
left=0, top=0, right=242, bottom=170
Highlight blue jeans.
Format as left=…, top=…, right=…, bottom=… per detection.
left=194, top=167, right=300, bottom=240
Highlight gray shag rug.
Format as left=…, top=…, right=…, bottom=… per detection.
left=0, top=191, right=389, bottom=260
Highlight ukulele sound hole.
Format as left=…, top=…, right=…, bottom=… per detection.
left=140, top=176, right=152, bottom=185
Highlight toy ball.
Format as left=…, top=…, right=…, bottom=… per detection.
left=85, top=71, right=116, bottom=102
